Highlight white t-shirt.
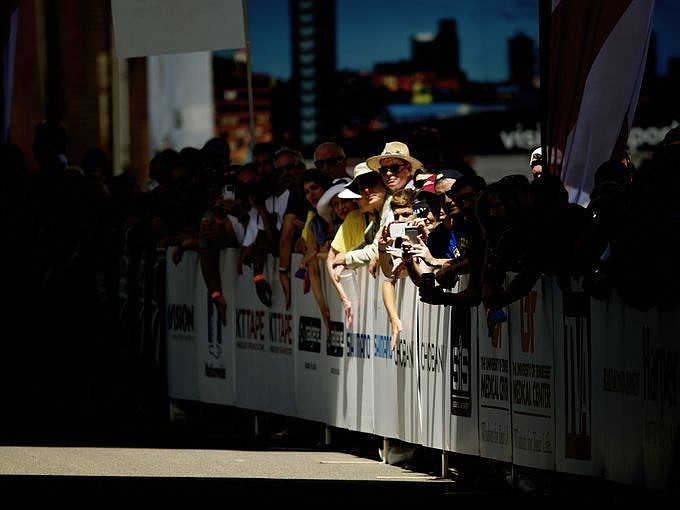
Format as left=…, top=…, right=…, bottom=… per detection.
left=264, top=189, right=290, bottom=232
left=227, top=213, right=246, bottom=245
left=241, top=207, right=266, bottom=248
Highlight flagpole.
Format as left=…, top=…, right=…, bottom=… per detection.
left=538, top=0, right=550, bottom=174
left=242, top=0, right=256, bottom=157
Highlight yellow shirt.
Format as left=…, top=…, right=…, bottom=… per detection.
left=300, top=209, right=316, bottom=243
left=330, top=210, right=367, bottom=253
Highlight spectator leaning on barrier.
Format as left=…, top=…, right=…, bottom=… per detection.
left=315, top=177, right=356, bottom=258
left=238, top=164, right=274, bottom=308
left=296, top=169, right=333, bottom=332
left=477, top=175, right=544, bottom=335
left=400, top=169, right=462, bottom=287
left=196, top=170, right=250, bottom=325
left=418, top=174, right=487, bottom=308
left=340, top=141, right=422, bottom=279
left=274, top=148, right=308, bottom=309
left=327, top=162, right=387, bottom=326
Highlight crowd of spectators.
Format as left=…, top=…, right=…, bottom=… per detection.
left=2, top=119, right=678, bottom=428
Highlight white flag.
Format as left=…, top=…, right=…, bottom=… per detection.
left=111, top=0, right=246, bottom=58
left=543, top=0, right=655, bottom=205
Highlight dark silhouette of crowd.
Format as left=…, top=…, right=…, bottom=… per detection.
left=2, top=120, right=678, bottom=424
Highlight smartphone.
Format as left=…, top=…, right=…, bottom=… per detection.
left=222, top=183, right=235, bottom=200
left=389, top=222, right=406, bottom=240
left=404, top=225, right=419, bottom=244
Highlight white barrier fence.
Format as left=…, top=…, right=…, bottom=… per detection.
left=165, top=248, right=678, bottom=491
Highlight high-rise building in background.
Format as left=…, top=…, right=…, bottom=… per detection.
left=290, top=0, right=337, bottom=153
left=411, top=33, right=437, bottom=72
left=508, top=32, right=535, bottom=87
left=435, top=19, right=461, bottom=79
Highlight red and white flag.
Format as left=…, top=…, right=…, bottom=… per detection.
left=542, top=0, right=655, bottom=205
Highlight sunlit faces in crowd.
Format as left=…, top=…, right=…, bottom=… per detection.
left=303, top=181, right=325, bottom=209
left=377, top=157, right=412, bottom=192
left=392, top=205, right=414, bottom=223
left=313, top=142, right=347, bottom=179
left=329, top=196, right=356, bottom=220
left=356, top=172, right=387, bottom=210
left=434, top=177, right=457, bottom=216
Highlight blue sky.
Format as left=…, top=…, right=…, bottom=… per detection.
left=245, top=0, right=679, bottom=82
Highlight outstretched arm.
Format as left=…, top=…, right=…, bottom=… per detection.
left=326, top=247, right=353, bottom=326
left=278, top=213, right=299, bottom=309
left=200, top=247, right=226, bottom=325
left=382, top=278, right=402, bottom=351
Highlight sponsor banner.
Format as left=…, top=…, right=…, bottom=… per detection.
left=196, top=249, right=236, bottom=406
left=165, top=248, right=679, bottom=491
left=342, top=267, right=376, bottom=434
left=554, top=277, right=597, bottom=477
left=509, top=277, right=556, bottom=470
left=262, top=256, right=296, bottom=416
left=372, top=273, right=400, bottom=441
left=418, top=298, right=449, bottom=451
left=478, top=280, right=512, bottom=461
left=448, top=289, right=480, bottom=455
left=642, top=306, right=679, bottom=492
left=591, top=296, right=645, bottom=486
left=324, top=280, right=346, bottom=427
left=165, top=249, right=199, bottom=401
left=233, top=259, right=274, bottom=411
left=390, top=274, right=421, bottom=445
left=292, top=255, right=327, bottom=424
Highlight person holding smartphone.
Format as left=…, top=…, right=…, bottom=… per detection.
left=376, top=188, right=416, bottom=350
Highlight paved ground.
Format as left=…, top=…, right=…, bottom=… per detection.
left=0, top=399, right=665, bottom=504
left=0, top=401, right=491, bottom=503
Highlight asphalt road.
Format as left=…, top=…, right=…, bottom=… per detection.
left=1, top=400, right=662, bottom=504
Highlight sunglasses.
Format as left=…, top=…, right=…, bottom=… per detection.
left=378, top=163, right=407, bottom=176
left=354, top=174, right=382, bottom=189
left=314, top=156, right=344, bottom=169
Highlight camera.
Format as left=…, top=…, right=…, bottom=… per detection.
left=420, top=272, right=435, bottom=289
left=222, top=183, right=235, bottom=201
left=404, top=225, right=419, bottom=244
left=389, top=222, right=406, bottom=240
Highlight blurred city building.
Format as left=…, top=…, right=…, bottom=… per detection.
left=289, top=0, right=337, bottom=153
left=5, top=1, right=679, bottom=172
